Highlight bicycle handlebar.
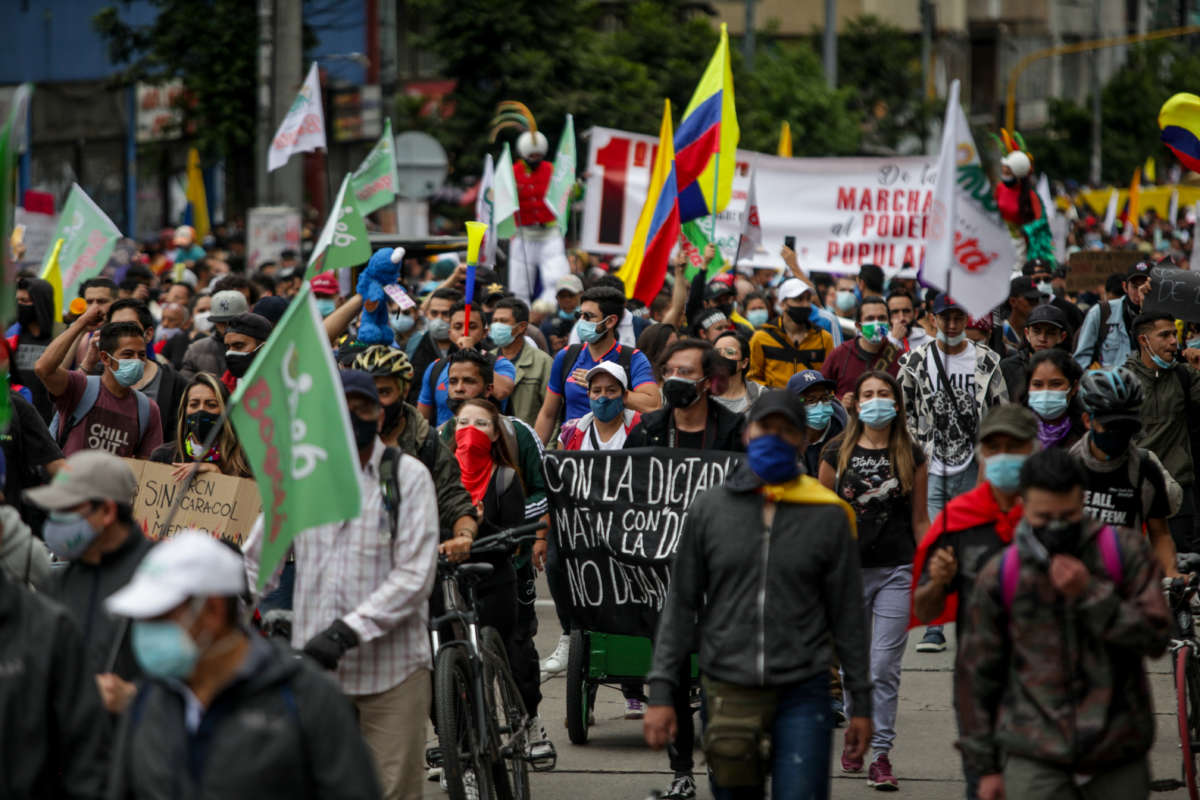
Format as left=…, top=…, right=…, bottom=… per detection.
left=466, top=520, right=548, bottom=554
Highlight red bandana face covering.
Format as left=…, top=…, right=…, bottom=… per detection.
left=455, top=425, right=496, bottom=505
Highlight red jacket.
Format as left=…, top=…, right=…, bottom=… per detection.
left=994, top=181, right=1043, bottom=227
left=820, top=338, right=901, bottom=399
left=514, top=160, right=555, bottom=227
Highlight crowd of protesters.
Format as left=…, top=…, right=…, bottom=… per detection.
left=2, top=202, right=1199, bottom=800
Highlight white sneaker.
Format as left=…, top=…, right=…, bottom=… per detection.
left=526, top=716, right=557, bottom=770
left=540, top=634, right=570, bottom=676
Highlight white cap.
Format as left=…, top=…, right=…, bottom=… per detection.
left=1001, top=151, right=1032, bottom=179
left=516, top=130, right=549, bottom=159
left=106, top=530, right=246, bottom=619
left=585, top=361, right=628, bottom=391
left=776, top=278, right=813, bottom=303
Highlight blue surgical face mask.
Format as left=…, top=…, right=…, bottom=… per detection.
left=746, top=309, right=769, bottom=328
left=746, top=434, right=801, bottom=484
left=1036, top=281, right=1053, bottom=296
left=43, top=510, right=101, bottom=560
left=577, top=318, right=608, bottom=344
left=489, top=321, right=514, bottom=347
left=107, top=354, right=145, bottom=387
left=936, top=330, right=966, bottom=347
left=805, top=401, right=833, bottom=430
left=315, top=298, right=336, bottom=318
left=1188, top=338, right=1200, bottom=351
left=427, top=317, right=451, bottom=342
left=589, top=394, right=624, bottom=423
left=857, top=397, right=897, bottom=429
left=835, top=290, right=857, bottom=312
left=132, top=619, right=200, bottom=680
left=389, top=311, right=415, bottom=334
left=985, top=452, right=1028, bottom=492
left=1150, top=352, right=1176, bottom=370
left=557, top=308, right=577, bottom=321
left=1027, top=389, right=1069, bottom=420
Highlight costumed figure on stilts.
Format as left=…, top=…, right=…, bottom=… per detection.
left=992, top=129, right=1055, bottom=267
left=490, top=102, right=570, bottom=303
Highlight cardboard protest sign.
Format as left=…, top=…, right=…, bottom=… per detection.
left=542, top=448, right=742, bottom=637
left=1065, top=250, right=1145, bottom=292
left=125, top=459, right=261, bottom=545
left=1146, top=266, right=1200, bottom=324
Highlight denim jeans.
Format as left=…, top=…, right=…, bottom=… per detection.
left=926, top=458, right=978, bottom=521
left=707, top=673, right=834, bottom=800
left=843, top=564, right=911, bottom=755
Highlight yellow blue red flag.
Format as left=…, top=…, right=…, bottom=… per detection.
left=674, top=23, right=738, bottom=223
left=617, top=100, right=681, bottom=305
left=1159, top=93, right=1200, bottom=174
left=183, top=147, right=210, bottom=240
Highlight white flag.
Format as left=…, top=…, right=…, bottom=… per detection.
left=1103, top=188, right=1118, bottom=236
left=1036, top=173, right=1055, bottom=221
left=1191, top=202, right=1200, bottom=271
left=1168, top=188, right=1179, bottom=228
left=493, top=144, right=519, bottom=240
left=475, top=153, right=497, bottom=267
left=740, top=168, right=763, bottom=249
left=268, top=62, right=326, bottom=172
left=921, top=80, right=1016, bottom=319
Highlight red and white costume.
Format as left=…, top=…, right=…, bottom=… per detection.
left=508, top=131, right=569, bottom=304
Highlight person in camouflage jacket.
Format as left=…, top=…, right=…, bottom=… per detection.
left=956, top=449, right=1169, bottom=799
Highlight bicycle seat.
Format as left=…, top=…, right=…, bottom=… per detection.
left=1180, top=553, right=1200, bottom=574
left=455, top=562, right=494, bottom=580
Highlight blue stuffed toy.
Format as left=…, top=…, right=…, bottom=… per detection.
left=355, top=246, right=405, bottom=345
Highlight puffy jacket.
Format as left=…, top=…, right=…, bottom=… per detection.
left=624, top=400, right=746, bottom=452
left=1122, top=355, right=1200, bottom=486
left=747, top=321, right=834, bottom=389
left=0, top=569, right=108, bottom=799
left=956, top=518, right=1168, bottom=776
left=180, top=334, right=225, bottom=380
left=648, top=464, right=871, bottom=715
left=107, top=634, right=381, bottom=799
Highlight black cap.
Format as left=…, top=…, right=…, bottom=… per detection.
left=704, top=281, right=735, bottom=301
left=1009, top=276, right=1041, bottom=301
left=748, top=389, right=808, bottom=430
left=1021, top=257, right=1054, bottom=277
left=1126, top=260, right=1153, bottom=281
left=931, top=293, right=964, bottom=315
left=339, top=369, right=379, bottom=403
left=252, top=296, right=289, bottom=327
left=1025, top=303, right=1068, bottom=330
left=225, top=312, right=273, bottom=342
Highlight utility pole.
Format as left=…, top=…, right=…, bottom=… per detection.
left=920, top=0, right=934, bottom=152
left=255, top=0, right=273, bottom=207
left=1090, top=0, right=1102, bottom=186
left=743, top=0, right=756, bottom=71
left=257, top=0, right=303, bottom=208
left=823, top=0, right=837, bottom=88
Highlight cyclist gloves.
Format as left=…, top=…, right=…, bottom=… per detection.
left=302, top=619, right=360, bottom=669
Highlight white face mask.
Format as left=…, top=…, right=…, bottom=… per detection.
left=937, top=330, right=966, bottom=347
left=193, top=311, right=213, bottom=334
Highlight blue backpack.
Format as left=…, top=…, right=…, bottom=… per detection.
left=49, top=375, right=151, bottom=449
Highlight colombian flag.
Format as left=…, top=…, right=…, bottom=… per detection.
left=617, top=100, right=681, bottom=305
left=40, top=237, right=64, bottom=322
left=183, top=147, right=210, bottom=240
left=674, top=23, right=739, bottom=223
left=1160, top=93, right=1200, bottom=174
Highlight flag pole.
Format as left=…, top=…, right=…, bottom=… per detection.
left=710, top=152, right=721, bottom=242
left=323, top=149, right=335, bottom=218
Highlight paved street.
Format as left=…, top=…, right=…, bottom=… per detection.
left=424, top=582, right=1192, bottom=799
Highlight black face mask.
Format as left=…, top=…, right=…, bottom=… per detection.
left=381, top=401, right=404, bottom=433
left=447, top=395, right=467, bottom=415
left=350, top=413, right=378, bottom=449
left=715, top=300, right=735, bottom=318
left=1032, top=518, right=1083, bottom=555
left=712, top=355, right=739, bottom=377
left=185, top=411, right=220, bottom=444
left=225, top=350, right=256, bottom=378
left=1002, top=176, right=1018, bottom=187
left=785, top=306, right=811, bottom=327
left=663, top=377, right=702, bottom=409
left=1092, top=424, right=1138, bottom=458
left=17, top=304, right=36, bottom=327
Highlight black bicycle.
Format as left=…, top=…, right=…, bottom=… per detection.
left=431, top=521, right=553, bottom=800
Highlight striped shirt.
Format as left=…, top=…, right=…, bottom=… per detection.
left=245, top=440, right=439, bottom=696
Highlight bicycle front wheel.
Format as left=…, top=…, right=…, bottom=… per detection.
left=1177, top=645, right=1200, bottom=800
left=482, top=627, right=530, bottom=800
left=436, top=645, right=495, bottom=800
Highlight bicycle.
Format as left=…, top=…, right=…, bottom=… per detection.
left=431, top=521, right=554, bottom=800
left=1158, top=553, right=1200, bottom=798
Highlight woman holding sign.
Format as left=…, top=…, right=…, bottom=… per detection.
left=819, top=370, right=929, bottom=791
left=150, top=373, right=251, bottom=479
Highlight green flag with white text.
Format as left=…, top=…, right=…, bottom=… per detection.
left=680, top=219, right=726, bottom=281
left=545, top=114, right=576, bottom=237
left=493, top=144, right=519, bottom=240
left=349, top=118, right=400, bottom=216
left=42, top=183, right=122, bottom=305
left=306, top=175, right=372, bottom=279
left=231, top=288, right=363, bottom=590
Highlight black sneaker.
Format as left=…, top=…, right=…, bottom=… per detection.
left=662, top=773, right=696, bottom=800
left=831, top=697, right=847, bottom=727
left=915, top=628, right=947, bottom=653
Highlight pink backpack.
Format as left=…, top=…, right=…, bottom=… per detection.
left=1001, top=525, right=1123, bottom=611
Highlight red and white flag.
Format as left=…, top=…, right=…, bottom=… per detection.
left=268, top=62, right=326, bottom=172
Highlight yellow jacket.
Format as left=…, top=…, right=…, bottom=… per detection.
left=747, top=321, right=833, bottom=388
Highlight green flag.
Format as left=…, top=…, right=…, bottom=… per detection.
left=0, top=84, right=32, bottom=326
left=680, top=219, right=726, bottom=281
left=348, top=118, right=400, bottom=216
left=493, top=144, right=519, bottom=240
left=306, top=175, right=372, bottom=279
left=545, top=114, right=576, bottom=237
left=231, top=288, right=363, bottom=590
left=41, top=183, right=122, bottom=303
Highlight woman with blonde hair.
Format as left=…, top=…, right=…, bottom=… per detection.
left=818, top=369, right=928, bottom=790
left=150, top=372, right=252, bottom=478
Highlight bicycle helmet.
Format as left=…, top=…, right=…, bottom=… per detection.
left=1078, top=366, right=1143, bottom=423
left=354, top=345, right=415, bottom=383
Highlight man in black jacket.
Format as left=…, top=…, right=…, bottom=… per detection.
left=27, top=449, right=152, bottom=715
left=646, top=390, right=871, bottom=799
left=625, top=338, right=745, bottom=452
left=105, top=531, right=381, bottom=799
left=0, top=566, right=108, bottom=798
